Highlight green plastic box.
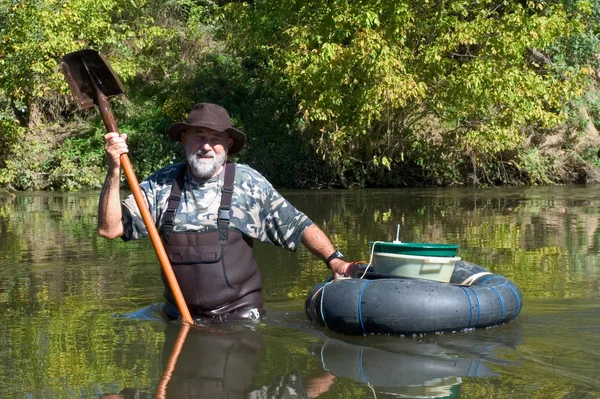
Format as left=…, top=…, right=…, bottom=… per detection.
left=368, top=241, right=459, bottom=257
left=368, top=241, right=460, bottom=282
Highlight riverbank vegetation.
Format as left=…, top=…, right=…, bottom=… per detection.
left=1, top=0, right=599, bottom=190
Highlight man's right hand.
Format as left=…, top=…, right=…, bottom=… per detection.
left=104, top=132, right=128, bottom=169
left=330, top=259, right=359, bottom=278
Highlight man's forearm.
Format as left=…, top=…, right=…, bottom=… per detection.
left=97, top=168, right=124, bottom=239
left=301, top=224, right=335, bottom=261
left=301, top=224, right=351, bottom=275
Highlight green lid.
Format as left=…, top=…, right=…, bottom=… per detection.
left=369, top=241, right=459, bottom=257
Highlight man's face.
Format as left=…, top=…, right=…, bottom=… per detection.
left=182, top=128, right=232, bottom=179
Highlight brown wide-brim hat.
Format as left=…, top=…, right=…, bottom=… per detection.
left=167, top=103, right=246, bottom=155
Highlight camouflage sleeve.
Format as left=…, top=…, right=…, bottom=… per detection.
left=232, top=165, right=313, bottom=251
left=121, top=163, right=182, bottom=242
left=261, top=187, right=313, bottom=251
left=120, top=182, right=154, bottom=242
left=121, top=204, right=137, bottom=242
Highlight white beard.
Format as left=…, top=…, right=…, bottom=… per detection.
left=186, top=147, right=226, bottom=179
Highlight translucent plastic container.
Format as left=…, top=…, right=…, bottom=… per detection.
left=372, top=252, right=461, bottom=282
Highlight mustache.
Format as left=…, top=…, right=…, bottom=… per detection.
left=195, top=149, right=215, bottom=158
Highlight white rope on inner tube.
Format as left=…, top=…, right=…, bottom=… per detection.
left=360, top=240, right=385, bottom=279
left=460, top=272, right=493, bottom=286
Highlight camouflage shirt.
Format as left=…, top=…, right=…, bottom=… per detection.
left=121, top=162, right=313, bottom=251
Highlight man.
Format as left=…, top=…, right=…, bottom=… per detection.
left=98, top=102, right=356, bottom=321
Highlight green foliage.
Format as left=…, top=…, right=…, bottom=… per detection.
left=0, top=126, right=104, bottom=190
left=0, top=0, right=192, bottom=189
left=513, top=148, right=554, bottom=185
left=46, top=130, right=106, bottom=190
left=0, top=0, right=169, bottom=123
left=1, top=0, right=600, bottom=189
left=0, top=130, right=52, bottom=190
left=116, top=100, right=183, bottom=180
left=223, top=0, right=596, bottom=186
left=0, top=113, right=23, bottom=183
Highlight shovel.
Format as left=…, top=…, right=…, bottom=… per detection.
left=61, top=49, right=193, bottom=325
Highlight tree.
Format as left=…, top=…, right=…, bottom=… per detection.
left=0, top=0, right=184, bottom=189
left=223, top=0, right=593, bottom=186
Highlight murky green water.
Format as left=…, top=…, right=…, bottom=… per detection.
left=1, top=185, right=599, bottom=398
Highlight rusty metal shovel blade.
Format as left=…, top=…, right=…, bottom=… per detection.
left=59, top=48, right=194, bottom=325
left=61, top=49, right=125, bottom=109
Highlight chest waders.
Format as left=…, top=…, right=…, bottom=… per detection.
left=160, top=162, right=263, bottom=319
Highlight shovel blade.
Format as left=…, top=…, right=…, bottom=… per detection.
left=61, top=49, right=125, bottom=110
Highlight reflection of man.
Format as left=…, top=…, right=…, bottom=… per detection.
left=99, top=388, right=152, bottom=399
left=98, top=103, right=357, bottom=322
left=160, top=325, right=335, bottom=399
left=248, top=372, right=335, bottom=399
left=160, top=325, right=261, bottom=399
left=99, top=324, right=336, bottom=399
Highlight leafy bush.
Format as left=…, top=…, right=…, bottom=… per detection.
left=1, top=0, right=599, bottom=190
left=222, top=0, right=596, bottom=186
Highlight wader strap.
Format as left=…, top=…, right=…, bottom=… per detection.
left=161, top=164, right=186, bottom=238
left=218, top=162, right=235, bottom=242
left=160, top=162, right=235, bottom=242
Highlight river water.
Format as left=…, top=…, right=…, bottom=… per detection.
left=0, top=185, right=599, bottom=398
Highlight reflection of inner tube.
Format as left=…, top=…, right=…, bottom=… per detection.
left=160, top=324, right=262, bottom=399
left=316, top=338, right=497, bottom=386
left=306, top=260, right=523, bottom=335
left=314, top=338, right=497, bottom=399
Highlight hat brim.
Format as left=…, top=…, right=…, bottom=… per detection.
left=167, top=123, right=246, bottom=156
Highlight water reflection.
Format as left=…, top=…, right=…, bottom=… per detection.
left=313, top=340, right=491, bottom=398
left=308, top=322, right=523, bottom=399
left=2, top=186, right=600, bottom=398
left=160, top=323, right=261, bottom=399
left=98, top=319, right=518, bottom=399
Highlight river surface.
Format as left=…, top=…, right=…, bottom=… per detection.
left=1, top=185, right=599, bottom=398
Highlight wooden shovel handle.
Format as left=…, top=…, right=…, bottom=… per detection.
left=120, top=155, right=194, bottom=324
left=94, top=89, right=193, bottom=325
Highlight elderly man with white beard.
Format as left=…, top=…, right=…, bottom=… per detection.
left=97, top=103, right=356, bottom=322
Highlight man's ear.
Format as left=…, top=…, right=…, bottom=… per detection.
left=227, top=138, right=233, bottom=150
